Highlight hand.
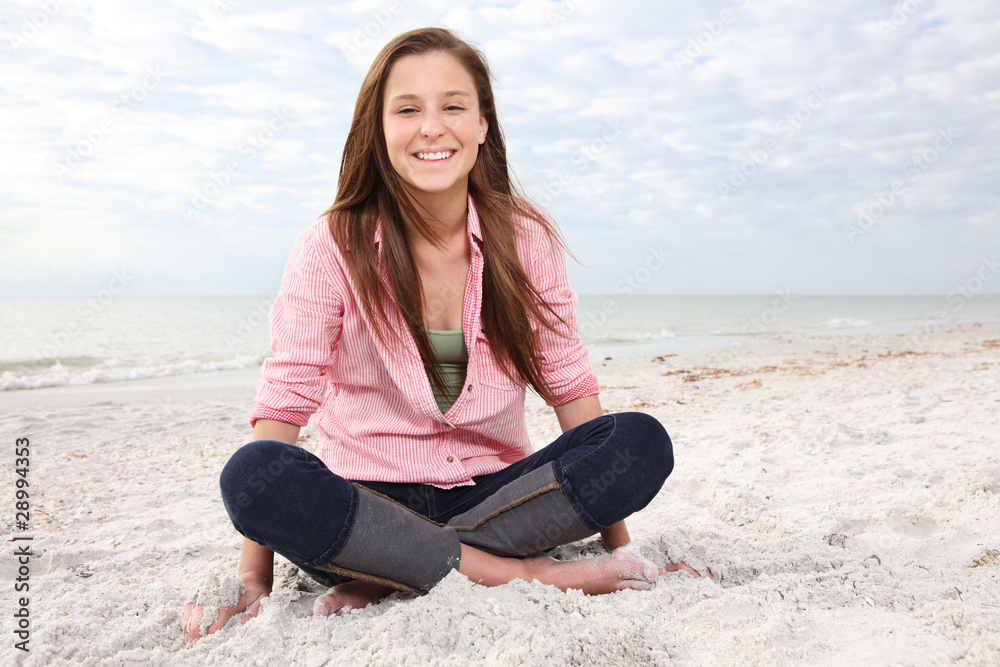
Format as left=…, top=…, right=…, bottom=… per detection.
left=658, top=561, right=705, bottom=579
left=181, top=576, right=271, bottom=643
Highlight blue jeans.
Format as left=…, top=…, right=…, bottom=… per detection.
left=220, top=412, right=673, bottom=589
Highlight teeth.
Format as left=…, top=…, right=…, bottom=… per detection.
left=416, top=151, right=454, bottom=161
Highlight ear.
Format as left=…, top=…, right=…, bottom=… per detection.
left=478, top=113, right=488, bottom=144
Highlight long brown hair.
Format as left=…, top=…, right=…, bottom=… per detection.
left=326, top=27, right=568, bottom=404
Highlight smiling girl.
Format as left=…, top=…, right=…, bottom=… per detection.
left=182, top=27, right=683, bottom=641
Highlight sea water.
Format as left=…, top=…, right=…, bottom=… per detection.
left=2, top=295, right=998, bottom=391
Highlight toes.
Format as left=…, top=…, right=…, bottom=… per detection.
left=625, top=560, right=659, bottom=582
left=314, top=594, right=334, bottom=616
left=608, top=549, right=658, bottom=581
left=315, top=590, right=352, bottom=617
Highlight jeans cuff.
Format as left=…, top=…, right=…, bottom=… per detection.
left=447, top=462, right=599, bottom=556
left=315, top=485, right=462, bottom=594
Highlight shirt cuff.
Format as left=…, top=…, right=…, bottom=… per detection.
left=547, top=374, right=600, bottom=407
left=249, top=405, right=312, bottom=428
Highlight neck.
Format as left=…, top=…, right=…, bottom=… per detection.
left=401, top=183, right=469, bottom=245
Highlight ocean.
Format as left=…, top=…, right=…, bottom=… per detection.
left=2, top=294, right=998, bottom=392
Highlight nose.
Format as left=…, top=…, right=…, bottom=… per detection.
left=420, top=109, right=445, bottom=139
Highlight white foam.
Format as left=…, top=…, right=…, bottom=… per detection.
left=591, top=329, right=677, bottom=345
left=823, top=318, right=873, bottom=329
left=0, top=354, right=263, bottom=391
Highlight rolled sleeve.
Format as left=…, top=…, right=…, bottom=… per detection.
left=251, top=227, right=344, bottom=427
left=524, top=217, right=600, bottom=407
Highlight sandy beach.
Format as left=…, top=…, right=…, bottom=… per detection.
left=2, top=323, right=999, bottom=666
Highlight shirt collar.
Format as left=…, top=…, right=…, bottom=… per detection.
left=374, top=194, right=484, bottom=265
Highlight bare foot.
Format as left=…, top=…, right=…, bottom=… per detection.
left=314, top=580, right=397, bottom=616
left=521, top=549, right=660, bottom=594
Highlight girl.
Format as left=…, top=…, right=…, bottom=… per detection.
left=182, top=27, right=682, bottom=642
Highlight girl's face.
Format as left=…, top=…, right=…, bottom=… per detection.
left=382, top=51, right=488, bottom=206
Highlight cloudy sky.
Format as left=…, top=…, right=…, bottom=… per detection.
left=1, top=0, right=998, bottom=297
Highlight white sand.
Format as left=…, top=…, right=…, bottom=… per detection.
left=2, top=325, right=999, bottom=665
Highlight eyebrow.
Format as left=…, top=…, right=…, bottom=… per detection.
left=389, top=90, right=473, bottom=103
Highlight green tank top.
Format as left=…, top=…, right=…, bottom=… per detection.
left=426, top=329, right=468, bottom=414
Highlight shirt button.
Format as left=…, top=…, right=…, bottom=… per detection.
left=466, top=384, right=473, bottom=392
left=446, top=456, right=455, bottom=463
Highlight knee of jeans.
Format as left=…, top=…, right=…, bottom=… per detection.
left=220, top=440, right=300, bottom=527
left=620, top=412, right=674, bottom=482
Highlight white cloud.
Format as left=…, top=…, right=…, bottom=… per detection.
left=1, top=0, right=998, bottom=296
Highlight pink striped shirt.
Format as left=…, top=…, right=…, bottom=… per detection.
left=250, top=196, right=599, bottom=489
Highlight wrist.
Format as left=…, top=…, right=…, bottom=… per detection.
left=601, top=536, right=629, bottom=552
left=239, top=568, right=273, bottom=590
left=600, top=521, right=631, bottom=552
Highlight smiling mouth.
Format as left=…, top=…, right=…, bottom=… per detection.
left=414, top=150, right=455, bottom=161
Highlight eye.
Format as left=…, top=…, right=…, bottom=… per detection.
left=445, top=105, right=466, bottom=112
left=398, top=107, right=418, bottom=114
